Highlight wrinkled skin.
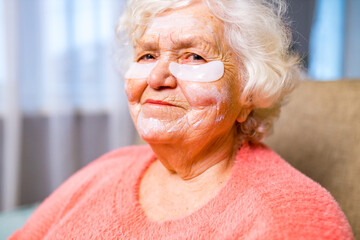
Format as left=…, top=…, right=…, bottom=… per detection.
left=125, top=3, right=247, bottom=151
left=125, top=1, right=251, bottom=221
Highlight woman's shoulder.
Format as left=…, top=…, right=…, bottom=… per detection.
left=88, top=144, right=153, bottom=171
left=55, top=144, right=154, bottom=196
left=90, top=144, right=153, bottom=166
left=9, top=145, right=153, bottom=239
left=239, top=142, right=345, bottom=214
left=232, top=142, right=354, bottom=239
left=58, top=144, right=153, bottom=186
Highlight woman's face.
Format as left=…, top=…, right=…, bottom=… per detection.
left=125, top=1, right=246, bottom=144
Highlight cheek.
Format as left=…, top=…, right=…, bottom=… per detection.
left=180, top=82, right=230, bottom=107
left=128, top=102, right=140, bottom=116
left=125, top=79, right=147, bottom=102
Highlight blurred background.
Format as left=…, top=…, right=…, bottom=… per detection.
left=0, top=0, right=359, bottom=238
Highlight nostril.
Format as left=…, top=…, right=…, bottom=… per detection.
left=154, top=86, right=170, bottom=90
left=147, top=63, right=177, bottom=89
left=148, top=76, right=177, bottom=90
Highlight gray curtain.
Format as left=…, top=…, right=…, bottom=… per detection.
left=0, top=0, right=135, bottom=211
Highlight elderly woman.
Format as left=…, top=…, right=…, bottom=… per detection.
left=11, top=0, right=354, bottom=239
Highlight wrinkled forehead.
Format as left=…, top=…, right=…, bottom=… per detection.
left=136, top=11, right=224, bottom=52
left=145, top=13, right=215, bottom=36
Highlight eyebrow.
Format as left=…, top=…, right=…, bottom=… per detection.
left=135, top=40, right=158, bottom=51
left=136, top=34, right=215, bottom=51
left=171, top=35, right=214, bottom=49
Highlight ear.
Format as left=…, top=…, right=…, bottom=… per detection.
left=236, top=108, right=252, bottom=123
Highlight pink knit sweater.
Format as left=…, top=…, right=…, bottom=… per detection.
left=10, top=143, right=354, bottom=239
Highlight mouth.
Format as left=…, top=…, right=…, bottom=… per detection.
left=145, top=99, right=175, bottom=107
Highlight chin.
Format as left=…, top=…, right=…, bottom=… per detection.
left=136, top=120, right=178, bottom=145
left=138, top=130, right=178, bottom=145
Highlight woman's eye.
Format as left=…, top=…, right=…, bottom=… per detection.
left=181, top=54, right=206, bottom=64
left=190, top=54, right=205, bottom=61
left=138, top=54, right=156, bottom=62
left=144, top=54, right=155, bottom=60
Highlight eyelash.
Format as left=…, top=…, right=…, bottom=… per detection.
left=182, top=53, right=207, bottom=64
left=137, top=53, right=206, bottom=63
left=189, top=54, right=205, bottom=61
left=138, top=54, right=156, bottom=61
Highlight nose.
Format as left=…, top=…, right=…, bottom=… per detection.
left=147, top=61, right=177, bottom=89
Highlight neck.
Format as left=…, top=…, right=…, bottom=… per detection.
left=148, top=126, right=240, bottom=180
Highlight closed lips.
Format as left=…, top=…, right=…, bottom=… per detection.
left=145, top=99, right=175, bottom=106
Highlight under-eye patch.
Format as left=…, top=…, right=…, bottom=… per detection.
left=125, top=61, right=158, bottom=79
left=169, top=61, right=224, bottom=82
left=125, top=61, right=224, bottom=82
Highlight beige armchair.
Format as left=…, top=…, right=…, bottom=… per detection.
left=264, top=80, right=360, bottom=238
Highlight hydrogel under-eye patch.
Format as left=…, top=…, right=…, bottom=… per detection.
left=125, top=61, right=224, bottom=82
left=125, top=61, right=158, bottom=79
left=169, top=61, right=224, bottom=82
